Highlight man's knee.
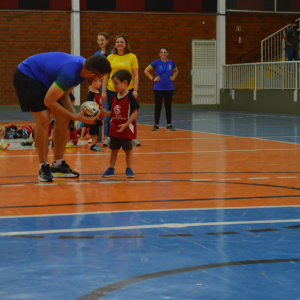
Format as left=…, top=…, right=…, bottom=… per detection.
left=34, top=111, right=50, bottom=128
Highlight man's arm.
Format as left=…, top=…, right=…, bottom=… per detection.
left=44, top=84, right=96, bottom=123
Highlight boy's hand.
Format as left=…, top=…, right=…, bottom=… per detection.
left=116, top=123, right=127, bottom=133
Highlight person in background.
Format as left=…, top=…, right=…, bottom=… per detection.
left=144, top=46, right=179, bottom=131
left=95, top=32, right=113, bottom=144
left=102, top=34, right=141, bottom=147
left=284, top=20, right=300, bottom=62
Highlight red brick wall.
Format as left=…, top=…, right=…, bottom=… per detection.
left=226, top=12, right=300, bottom=64
left=0, top=11, right=70, bottom=105
left=0, top=11, right=215, bottom=105
left=80, top=13, right=216, bottom=104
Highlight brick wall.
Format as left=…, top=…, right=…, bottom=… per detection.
left=226, top=12, right=300, bottom=64
left=0, top=11, right=216, bottom=105
left=0, top=11, right=70, bottom=105
left=80, top=13, right=216, bottom=104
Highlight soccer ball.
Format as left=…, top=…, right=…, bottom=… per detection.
left=80, top=102, right=100, bottom=119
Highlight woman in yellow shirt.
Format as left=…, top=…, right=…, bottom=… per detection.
left=102, top=34, right=140, bottom=146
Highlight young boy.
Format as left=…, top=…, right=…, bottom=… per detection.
left=102, top=69, right=140, bottom=178
left=87, top=77, right=104, bottom=151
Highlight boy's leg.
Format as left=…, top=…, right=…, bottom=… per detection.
left=32, top=110, right=51, bottom=163
left=110, top=150, right=119, bottom=168
left=124, top=150, right=132, bottom=168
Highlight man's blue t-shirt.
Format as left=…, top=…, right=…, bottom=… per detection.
left=150, top=59, right=177, bottom=91
left=18, top=52, right=86, bottom=92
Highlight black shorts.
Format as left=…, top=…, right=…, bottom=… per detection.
left=13, top=68, right=48, bottom=112
left=109, top=136, right=132, bottom=151
left=89, top=124, right=100, bottom=135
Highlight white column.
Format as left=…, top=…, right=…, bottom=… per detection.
left=71, top=0, right=80, bottom=105
left=216, top=0, right=226, bottom=104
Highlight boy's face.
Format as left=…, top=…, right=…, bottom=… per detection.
left=92, top=77, right=101, bottom=89
left=112, top=78, right=127, bottom=93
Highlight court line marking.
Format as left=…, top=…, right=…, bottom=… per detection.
left=220, top=178, right=241, bottom=181
left=1, top=184, right=25, bottom=187
left=98, top=182, right=121, bottom=184
left=1, top=148, right=299, bottom=158
left=66, top=182, right=90, bottom=185
left=277, top=176, right=298, bottom=179
left=1, top=219, right=300, bottom=236
left=249, top=177, right=270, bottom=180
left=190, top=179, right=212, bottom=181
left=35, top=183, right=58, bottom=186
left=0, top=205, right=300, bottom=219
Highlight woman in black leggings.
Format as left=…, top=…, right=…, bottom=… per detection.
left=144, top=47, right=179, bottom=131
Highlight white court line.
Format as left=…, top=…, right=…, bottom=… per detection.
left=248, top=177, right=270, bottom=180
left=1, top=205, right=300, bottom=219
left=66, top=182, right=90, bottom=185
left=98, top=182, right=121, bottom=184
left=1, top=184, right=25, bottom=187
left=1, top=148, right=299, bottom=158
left=277, top=176, right=298, bottom=179
left=2, top=218, right=300, bottom=236
left=129, top=181, right=152, bottom=183
left=220, top=178, right=241, bottom=181
left=160, top=181, right=173, bottom=182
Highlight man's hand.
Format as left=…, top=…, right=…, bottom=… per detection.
left=116, top=123, right=127, bottom=133
left=75, top=109, right=97, bottom=124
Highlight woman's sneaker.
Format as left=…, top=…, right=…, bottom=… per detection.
left=102, top=167, right=115, bottom=178
left=38, top=163, right=53, bottom=182
left=166, top=125, right=175, bottom=131
left=90, top=144, right=103, bottom=151
left=152, top=125, right=159, bottom=131
left=50, top=160, right=80, bottom=178
left=126, top=168, right=134, bottom=178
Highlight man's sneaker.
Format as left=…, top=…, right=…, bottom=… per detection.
left=152, top=125, right=159, bottom=131
left=38, top=163, right=53, bottom=182
left=102, top=167, right=115, bottom=178
left=126, top=168, right=134, bottom=178
left=22, top=128, right=28, bottom=139
left=88, top=138, right=92, bottom=143
left=166, top=125, right=175, bottom=131
left=103, top=137, right=110, bottom=147
left=50, top=160, right=80, bottom=178
left=21, top=141, right=33, bottom=146
left=132, top=139, right=141, bottom=146
left=90, top=144, right=103, bottom=151
left=0, top=142, right=10, bottom=150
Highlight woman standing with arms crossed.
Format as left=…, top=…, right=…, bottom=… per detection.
left=144, top=47, right=179, bottom=131
left=102, top=34, right=141, bottom=146
left=94, top=32, right=113, bottom=144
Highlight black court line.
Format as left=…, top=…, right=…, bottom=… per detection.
left=159, top=234, right=194, bottom=237
left=284, top=224, right=300, bottom=229
left=10, top=235, right=44, bottom=239
left=58, top=236, right=94, bottom=239
left=247, top=228, right=280, bottom=233
left=75, top=258, right=300, bottom=299
left=109, top=236, right=145, bottom=239
left=2, top=193, right=300, bottom=209
left=205, top=231, right=239, bottom=235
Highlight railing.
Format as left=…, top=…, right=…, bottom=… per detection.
left=261, top=18, right=300, bottom=62
left=223, top=61, right=300, bottom=91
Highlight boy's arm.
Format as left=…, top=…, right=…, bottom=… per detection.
left=116, top=109, right=138, bottom=133
left=100, top=107, right=111, bottom=117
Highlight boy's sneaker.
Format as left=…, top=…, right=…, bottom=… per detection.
left=90, top=144, right=103, bottom=151
left=50, top=160, right=80, bottom=178
left=126, top=168, right=134, bottom=178
left=132, top=139, right=141, bottom=146
left=88, top=138, right=92, bottom=143
left=166, top=125, right=175, bottom=131
left=102, top=167, right=115, bottom=178
left=0, top=142, right=10, bottom=150
left=22, top=128, right=28, bottom=139
left=103, top=137, right=110, bottom=147
left=21, top=141, right=33, bottom=146
left=38, top=163, right=53, bottom=182
left=152, top=125, right=159, bottom=131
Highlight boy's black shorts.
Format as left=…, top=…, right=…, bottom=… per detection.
left=89, top=124, right=100, bottom=135
left=109, top=136, right=132, bottom=151
left=13, top=68, right=48, bottom=112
